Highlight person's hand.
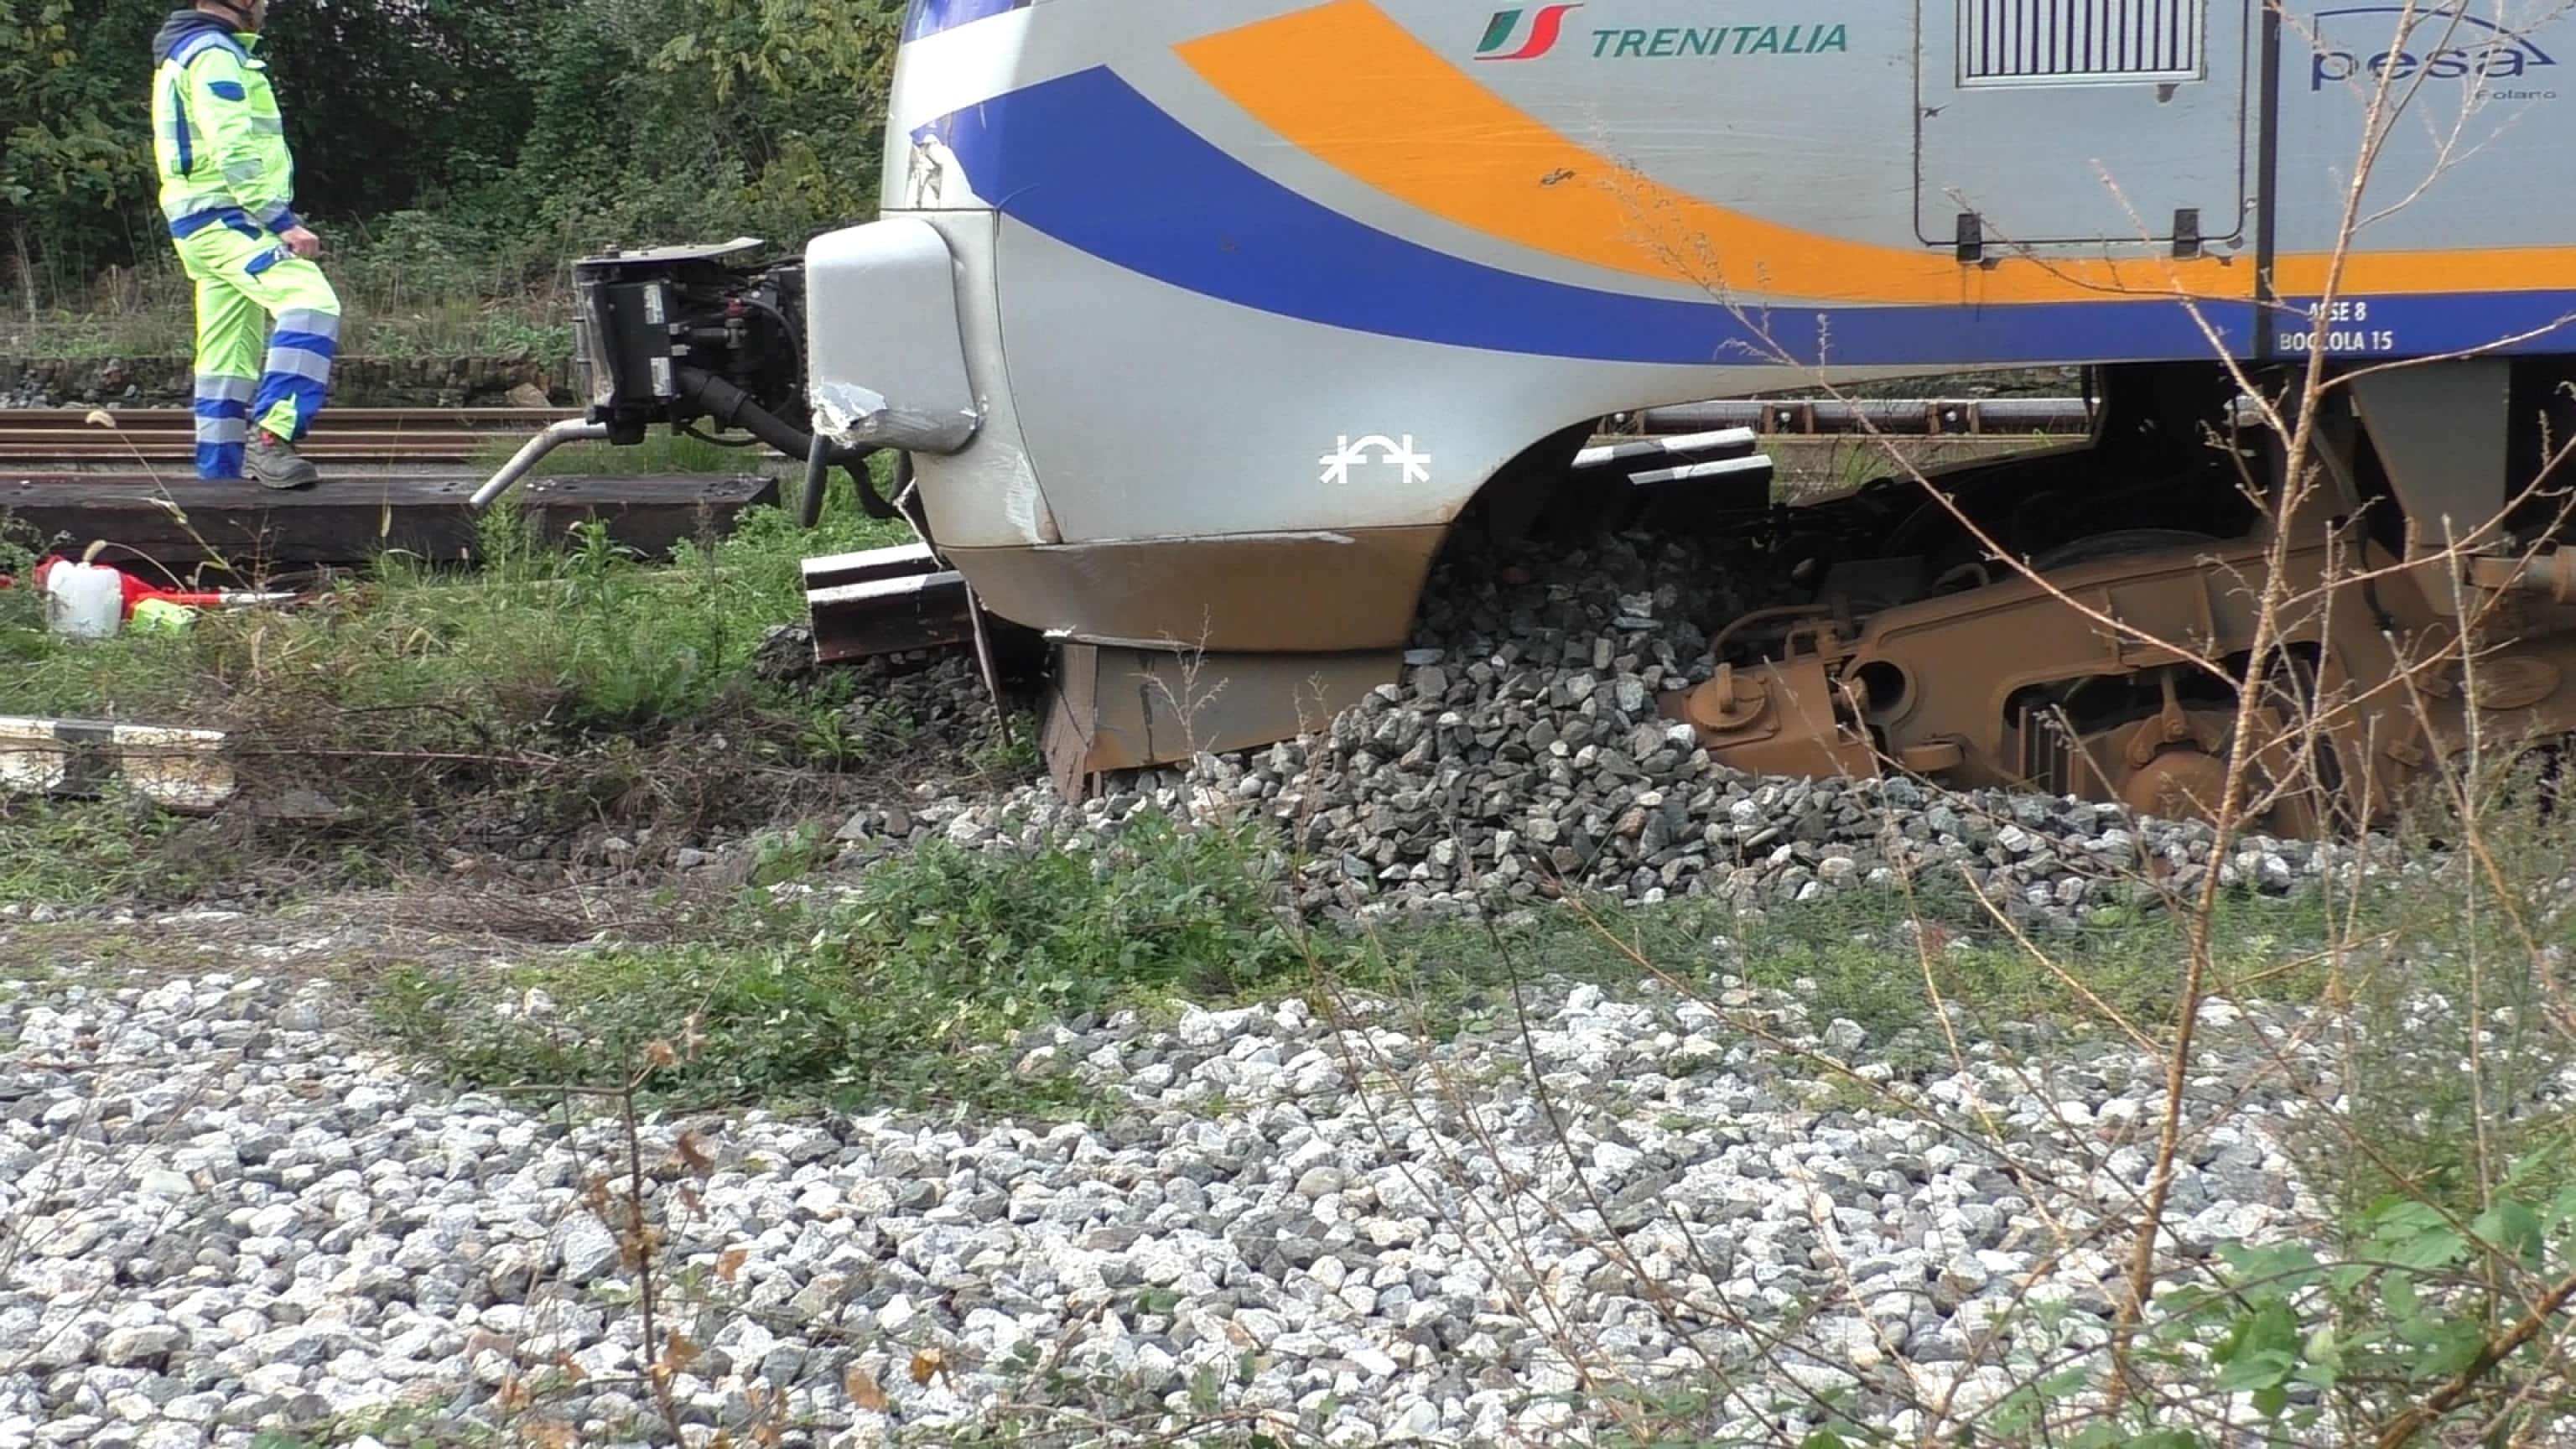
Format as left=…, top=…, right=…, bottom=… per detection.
left=280, top=226, right=321, bottom=260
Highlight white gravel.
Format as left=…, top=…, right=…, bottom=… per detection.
left=0, top=922, right=2356, bottom=1447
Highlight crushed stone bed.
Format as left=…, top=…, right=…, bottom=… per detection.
left=3, top=931, right=2343, bottom=1447
left=808, top=531, right=2379, bottom=931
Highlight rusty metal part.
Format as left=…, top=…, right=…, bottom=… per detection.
left=2469, top=549, right=2576, bottom=606
left=1666, top=526, right=2576, bottom=834
left=1894, top=738, right=1964, bottom=772
left=2470, top=656, right=2564, bottom=713
left=946, top=526, right=1446, bottom=655
left=2050, top=678, right=2246, bottom=821
left=1674, top=662, right=1770, bottom=733
left=806, top=566, right=975, bottom=662
left=1041, top=643, right=1401, bottom=800
left=2115, top=742, right=2230, bottom=821
left=1659, top=655, right=1879, bottom=782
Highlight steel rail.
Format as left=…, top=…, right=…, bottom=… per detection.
left=0, top=407, right=580, bottom=431
left=0, top=407, right=587, bottom=466
left=3, top=397, right=2097, bottom=471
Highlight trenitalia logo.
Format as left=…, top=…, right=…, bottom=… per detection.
left=1478, top=4, right=1583, bottom=60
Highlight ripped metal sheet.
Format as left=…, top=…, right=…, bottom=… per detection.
left=804, top=217, right=984, bottom=456
left=813, top=380, right=982, bottom=454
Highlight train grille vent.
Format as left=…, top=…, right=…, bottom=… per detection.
left=1959, top=0, right=2205, bottom=85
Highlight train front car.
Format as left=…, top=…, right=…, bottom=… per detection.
left=807, top=0, right=2576, bottom=823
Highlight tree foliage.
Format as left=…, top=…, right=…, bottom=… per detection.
left=3, top=0, right=906, bottom=306
left=2, top=1, right=164, bottom=297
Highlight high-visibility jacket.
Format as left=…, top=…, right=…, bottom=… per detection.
left=148, top=13, right=302, bottom=241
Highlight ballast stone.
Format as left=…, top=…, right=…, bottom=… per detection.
left=0, top=954, right=2341, bottom=1446
left=848, top=525, right=2354, bottom=931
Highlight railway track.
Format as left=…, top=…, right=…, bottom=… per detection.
left=0, top=407, right=584, bottom=465
left=1, top=396, right=2092, bottom=468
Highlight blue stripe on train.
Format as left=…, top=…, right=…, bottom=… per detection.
left=2267, top=293, right=2576, bottom=360
left=902, top=0, right=1032, bottom=44
left=932, top=66, right=2576, bottom=368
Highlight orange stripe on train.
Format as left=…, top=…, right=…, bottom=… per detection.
left=1175, top=0, right=2573, bottom=307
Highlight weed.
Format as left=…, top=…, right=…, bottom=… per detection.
left=0, top=467, right=919, bottom=906
left=358, top=798, right=2387, bottom=1124
left=4, top=221, right=576, bottom=366
left=0, top=791, right=247, bottom=906
left=2285, top=755, right=2576, bottom=1223
left=963, top=711, right=1045, bottom=781
left=465, top=429, right=782, bottom=479
left=369, top=811, right=1361, bottom=1113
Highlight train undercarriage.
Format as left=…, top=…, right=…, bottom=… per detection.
left=984, top=354, right=2576, bottom=834
left=478, top=245, right=2576, bottom=835
left=1655, top=359, right=2576, bottom=834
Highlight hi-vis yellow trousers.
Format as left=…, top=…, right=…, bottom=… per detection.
left=174, top=216, right=339, bottom=480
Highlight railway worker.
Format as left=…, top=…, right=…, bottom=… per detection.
left=148, top=0, right=336, bottom=489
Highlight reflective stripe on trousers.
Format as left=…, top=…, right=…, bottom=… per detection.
left=192, top=372, right=255, bottom=478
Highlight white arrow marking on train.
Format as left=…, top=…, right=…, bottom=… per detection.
left=1318, top=434, right=1431, bottom=486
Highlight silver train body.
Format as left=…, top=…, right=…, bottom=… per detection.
left=799, top=0, right=2576, bottom=798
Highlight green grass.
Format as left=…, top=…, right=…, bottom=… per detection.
left=355, top=803, right=2398, bottom=1119
left=0, top=463, right=919, bottom=906
left=0, top=792, right=257, bottom=906
left=466, top=429, right=799, bottom=477
left=3, top=297, right=569, bottom=367
left=1499, top=881, right=2338, bottom=1044
left=347, top=746, right=2576, bottom=1128
left=369, top=809, right=1359, bottom=1114
left=4, top=217, right=574, bottom=363
left=3, top=461, right=903, bottom=725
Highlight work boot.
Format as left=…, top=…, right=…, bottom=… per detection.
left=244, top=428, right=319, bottom=490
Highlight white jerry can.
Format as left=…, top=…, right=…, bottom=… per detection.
left=42, top=562, right=125, bottom=638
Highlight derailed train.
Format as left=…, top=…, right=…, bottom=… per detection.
left=525, top=0, right=2576, bottom=824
